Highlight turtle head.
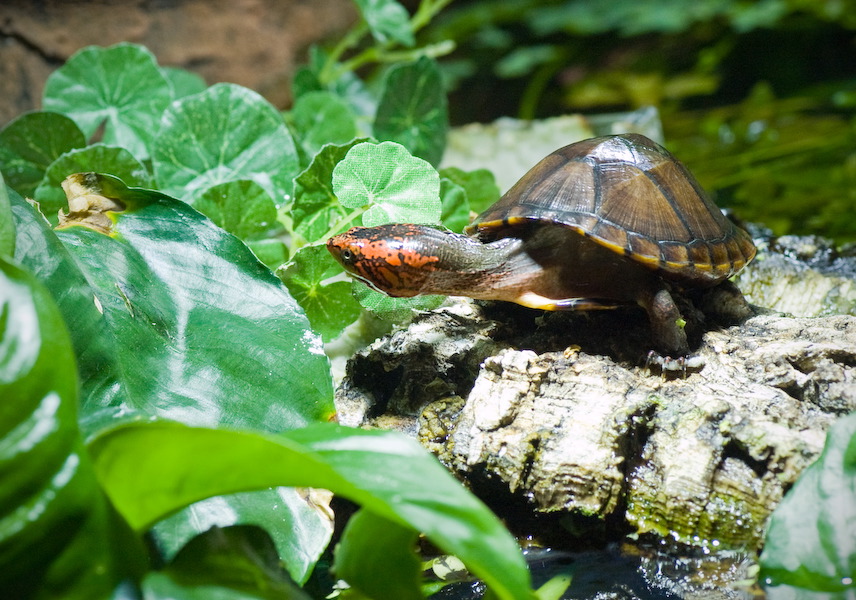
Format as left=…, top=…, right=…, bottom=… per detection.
left=327, top=224, right=450, bottom=297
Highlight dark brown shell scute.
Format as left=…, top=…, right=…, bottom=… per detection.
left=467, top=133, right=755, bottom=285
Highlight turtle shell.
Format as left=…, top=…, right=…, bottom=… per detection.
left=465, top=134, right=756, bottom=286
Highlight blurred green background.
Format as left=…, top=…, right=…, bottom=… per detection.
left=428, top=0, right=856, bottom=243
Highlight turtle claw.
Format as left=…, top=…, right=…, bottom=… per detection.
left=645, top=351, right=705, bottom=377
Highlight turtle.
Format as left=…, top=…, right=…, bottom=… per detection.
left=326, top=133, right=756, bottom=366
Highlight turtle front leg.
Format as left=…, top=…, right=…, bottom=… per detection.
left=643, top=287, right=689, bottom=355
left=639, top=287, right=704, bottom=373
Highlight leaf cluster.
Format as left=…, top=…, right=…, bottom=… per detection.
left=0, top=3, right=532, bottom=599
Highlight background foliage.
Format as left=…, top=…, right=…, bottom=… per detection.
left=431, top=0, right=856, bottom=243
left=1, top=0, right=855, bottom=598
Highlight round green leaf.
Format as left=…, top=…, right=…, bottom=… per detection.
left=160, top=66, right=207, bottom=100
left=152, top=83, right=299, bottom=205
left=291, top=138, right=369, bottom=243
left=353, top=0, right=415, bottom=46
left=352, top=281, right=444, bottom=321
left=289, top=91, right=358, bottom=157
left=279, top=245, right=362, bottom=342
left=193, top=180, right=279, bottom=241
left=374, top=57, right=449, bottom=166
left=332, top=141, right=441, bottom=227
left=0, top=111, right=86, bottom=197
left=33, top=144, right=151, bottom=222
left=42, top=43, right=173, bottom=158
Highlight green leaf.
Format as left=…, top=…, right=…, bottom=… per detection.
left=89, top=421, right=533, bottom=600
left=47, top=173, right=333, bottom=432
left=354, top=0, right=415, bottom=47
left=0, top=111, right=87, bottom=197
left=9, top=188, right=121, bottom=420
left=143, top=525, right=311, bottom=600
left=332, top=141, right=441, bottom=227
left=279, top=245, right=362, bottom=342
left=289, top=91, right=358, bottom=157
left=292, top=47, right=377, bottom=120
left=246, top=238, right=290, bottom=270
left=0, top=257, right=146, bottom=598
left=151, top=486, right=333, bottom=587
left=374, top=57, right=449, bottom=166
left=352, top=281, right=444, bottom=321
left=0, top=177, right=13, bottom=257
left=760, top=411, right=856, bottom=597
left=334, top=509, right=423, bottom=600
left=42, top=43, right=173, bottom=158
left=194, top=179, right=279, bottom=241
left=439, top=166, right=501, bottom=215
left=161, top=66, right=208, bottom=99
left=440, top=177, right=470, bottom=233
left=291, top=138, right=368, bottom=243
left=25, top=172, right=336, bottom=582
left=152, top=82, right=299, bottom=205
left=33, top=144, right=151, bottom=222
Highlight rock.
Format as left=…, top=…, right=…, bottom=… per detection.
left=0, top=0, right=357, bottom=123
left=734, top=234, right=856, bottom=317
left=335, top=301, right=855, bottom=550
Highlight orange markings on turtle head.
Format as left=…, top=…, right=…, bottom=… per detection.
left=327, top=224, right=445, bottom=296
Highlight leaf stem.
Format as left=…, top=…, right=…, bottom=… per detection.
left=320, top=22, right=370, bottom=85
left=411, top=0, right=455, bottom=34
left=322, top=205, right=368, bottom=241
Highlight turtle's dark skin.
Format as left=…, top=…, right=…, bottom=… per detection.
left=327, top=134, right=756, bottom=364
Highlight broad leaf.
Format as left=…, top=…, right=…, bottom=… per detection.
left=193, top=179, right=279, bottom=241
left=33, top=144, right=151, bottom=222
left=24, top=173, right=334, bottom=431
left=14, top=173, right=336, bottom=582
left=89, top=421, right=533, bottom=600
left=289, top=91, right=358, bottom=157
left=332, top=141, right=441, bottom=227
left=352, top=282, right=444, bottom=321
left=374, top=57, right=448, bottom=166
left=0, top=257, right=146, bottom=598
left=143, top=525, right=311, bottom=600
left=439, top=166, right=501, bottom=215
left=334, top=509, right=422, bottom=600
left=42, top=43, right=173, bottom=158
left=279, top=245, right=362, bottom=342
left=161, top=66, right=207, bottom=100
left=354, top=0, right=415, bottom=46
left=9, top=189, right=121, bottom=417
left=0, top=111, right=86, bottom=197
left=440, top=177, right=470, bottom=233
left=0, top=177, right=13, bottom=257
left=152, top=83, right=299, bottom=205
left=291, top=138, right=369, bottom=243
left=760, top=411, right=856, bottom=598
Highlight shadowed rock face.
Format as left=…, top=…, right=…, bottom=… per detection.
left=336, top=291, right=855, bottom=550
left=0, top=0, right=357, bottom=123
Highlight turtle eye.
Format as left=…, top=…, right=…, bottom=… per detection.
left=340, top=248, right=355, bottom=263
